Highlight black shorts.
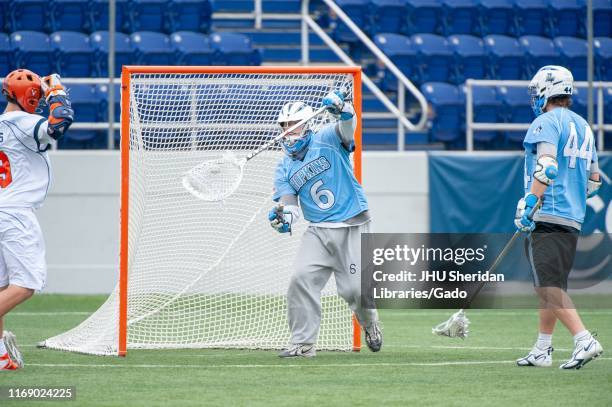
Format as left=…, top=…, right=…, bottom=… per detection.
left=524, top=222, right=579, bottom=290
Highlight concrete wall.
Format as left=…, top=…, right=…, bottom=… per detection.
left=37, top=151, right=429, bottom=294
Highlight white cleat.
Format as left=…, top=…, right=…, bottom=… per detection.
left=559, top=337, right=603, bottom=370
left=3, top=331, right=24, bottom=368
left=278, top=344, right=316, bottom=358
left=516, top=345, right=553, bottom=367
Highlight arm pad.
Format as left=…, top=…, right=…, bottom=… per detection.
left=47, top=95, right=74, bottom=140
left=336, top=102, right=356, bottom=148
left=534, top=155, right=558, bottom=186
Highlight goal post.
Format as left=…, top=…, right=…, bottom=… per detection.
left=44, top=66, right=363, bottom=356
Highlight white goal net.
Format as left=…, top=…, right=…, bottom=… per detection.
left=42, top=68, right=360, bottom=356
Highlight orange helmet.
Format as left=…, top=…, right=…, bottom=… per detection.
left=2, top=69, right=42, bottom=113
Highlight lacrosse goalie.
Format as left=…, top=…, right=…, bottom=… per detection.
left=268, top=91, right=382, bottom=357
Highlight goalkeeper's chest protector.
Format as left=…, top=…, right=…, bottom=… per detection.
left=0, top=111, right=52, bottom=209
left=273, top=124, right=368, bottom=223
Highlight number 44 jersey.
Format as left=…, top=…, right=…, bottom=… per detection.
left=273, top=124, right=368, bottom=223
left=0, top=111, right=52, bottom=209
left=523, top=107, right=598, bottom=226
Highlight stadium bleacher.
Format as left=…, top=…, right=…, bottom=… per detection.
left=0, top=0, right=610, bottom=150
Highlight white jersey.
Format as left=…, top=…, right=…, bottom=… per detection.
left=0, top=110, right=53, bottom=209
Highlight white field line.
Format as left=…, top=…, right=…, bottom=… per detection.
left=26, top=358, right=612, bottom=369
left=11, top=312, right=91, bottom=316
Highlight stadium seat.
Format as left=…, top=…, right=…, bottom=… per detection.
left=10, top=31, right=54, bottom=75
left=371, top=0, right=406, bottom=34
left=51, top=31, right=95, bottom=77
left=96, top=83, right=121, bottom=146
left=592, top=0, right=612, bottom=37
left=514, top=0, right=549, bottom=36
left=90, top=31, right=132, bottom=77
left=462, top=84, right=501, bottom=144
left=571, top=86, right=597, bottom=120
left=130, top=0, right=171, bottom=33
left=8, top=0, right=49, bottom=31
left=519, top=36, right=560, bottom=78
left=330, top=0, right=371, bottom=43
left=373, top=33, right=416, bottom=91
left=131, top=32, right=175, bottom=66
left=0, top=34, right=13, bottom=76
left=554, top=37, right=587, bottom=81
left=90, top=0, right=130, bottom=32
left=411, top=34, right=453, bottom=83
left=484, top=35, right=524, bottom=79
left=448, top=34, right=486, bottom=83
left=171, top=32, right=216, bottom=66
left=420, top=82, right=464, bottom=146
left=59, top=83, right=105, bottom=149
left=548, top=0, right=583, bottom=38
left=594, top=37, right=612, bottom=81
left=209, top=32, right=261, bottom=66
left=50, top=0, right=91, bottom=32
left=442, top=0, right=478, bottom=35
left=169, top=0, right=212, bottom=33
left=498, top=85, right=533, bottom=146
left=478, top=0, right=514, bottom=36
left=405, top=0, right=443, bottom=35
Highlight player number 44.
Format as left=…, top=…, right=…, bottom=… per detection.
left=563, top=122, right=594, bottom=169
left=0, top=151, right=12, bottom=188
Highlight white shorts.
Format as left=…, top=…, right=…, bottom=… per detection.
left=0, top=208, right=47, bottom=291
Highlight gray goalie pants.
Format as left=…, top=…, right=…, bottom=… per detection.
left=287, top=222, right=378, bottom=345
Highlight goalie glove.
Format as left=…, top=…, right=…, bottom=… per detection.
left=432, top=309, right=470, bottom=339
left=41, top=74, right=74, bottom=140
left=322, top=90, right=353, bottom=121
left=268, top=204, right=300, bottom=234
left=514, top=193, right=540, bottom=233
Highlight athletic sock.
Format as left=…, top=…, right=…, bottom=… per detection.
left=573, top=330, right=591, bottom=344
left=0, top=338, right=6, bottom=356
left=536, top=333, right=552, bottom=349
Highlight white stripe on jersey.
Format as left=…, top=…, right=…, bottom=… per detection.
left=0, top=111, right=52, bottom=209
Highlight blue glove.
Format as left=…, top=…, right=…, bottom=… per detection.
left=322, top=90, right=352, bottom=120
left=268, top=205, right=292, bottom=234
left=514, top=193, right=540, bottom=233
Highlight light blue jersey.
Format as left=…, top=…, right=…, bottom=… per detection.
left=273, top=124, right=368, bottom=223
left=523, top=107, right=597, bottom=226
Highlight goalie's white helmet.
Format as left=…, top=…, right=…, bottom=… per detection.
left=277, top=101, right=314, bottom=158
left=528, top=65, right=573, bottom=117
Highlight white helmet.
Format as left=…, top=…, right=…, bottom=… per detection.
left=277, top=101, right=314, bottom=131
left=528, top=65, right=573, bottom=116
left=277, top=101, right=314, bottom=158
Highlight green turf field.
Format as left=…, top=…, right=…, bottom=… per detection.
left=2, top=295, right=611, bottom=407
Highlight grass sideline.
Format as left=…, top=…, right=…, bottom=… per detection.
left=2, top=295, right=611, bottom=407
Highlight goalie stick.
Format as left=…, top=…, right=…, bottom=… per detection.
left=182, top=105, right=328, bottom=202
left=432, top=202, right=541, bottom=339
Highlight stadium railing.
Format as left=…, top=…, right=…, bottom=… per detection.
left=465, top=79, right=612, bottom=151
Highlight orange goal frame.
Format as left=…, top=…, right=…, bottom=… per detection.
left=119, top=65, right=363, bottom=357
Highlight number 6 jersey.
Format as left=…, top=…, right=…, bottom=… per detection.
left=0, top=111, right=52, bottom=209
left=273, top=124, right=368, bottom=224
left=523, top=107, right=598, bottom=227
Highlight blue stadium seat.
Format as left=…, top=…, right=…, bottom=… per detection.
left=130, top=0, right=171, bottom=32
left=405, top=0, right=443, bottom=35
left=554, top=37, right=587, bottom=81
left=371, top=0, right=406, bottom=35
left=0, top=34, right=12, bottom=76
left=484, top=35, right=524, bottom=79
left=0, top=1, right=6, bottom=32
left=462, top=85, right=501, bottom=144
left=96, top=83, right=121, bottom=146
left=571, top=86, right=597, bottom=120
left=59, top=83, right=104, bottom=149
left=131, top=32, right=175, bottom=65
left=514, top=0, right=548, bottom=36
left=478, top=0, right=514, bottom=36
left=169, top=0, right=212, bottom=33
left=9, top=0, right=49, bottom=31
left=373, top=33, right=416, bottom=91
left=411, top=34, right=453, bottom=83
left=592, top=0, right=612, bottom=37
left=209, top=32, right=261, bottom=66
left=330, top=0, right=371, bottom=42
left=548, top=0, right=583, bottom=38
left=520, top=36, right=561, bottom=78
left=498, top=85, right=532, bottom=145
left=11, top=31, right=53, bottom=75
left=50, top=0, right=91, bottom=32
left=448, top=34, right=486, bottom=83
left=51, top=31, right=95, bottom=77
left=442, top=0, right=478, bottom=35
left=90, top=0, right=130, bottom=32
left=421, top=82, right=464, bottom=145
left=90, top=31, right=132, bottom=77
left=594, top=37, right=612, bottom=81
left=171, top=32, right=215, bottom=66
